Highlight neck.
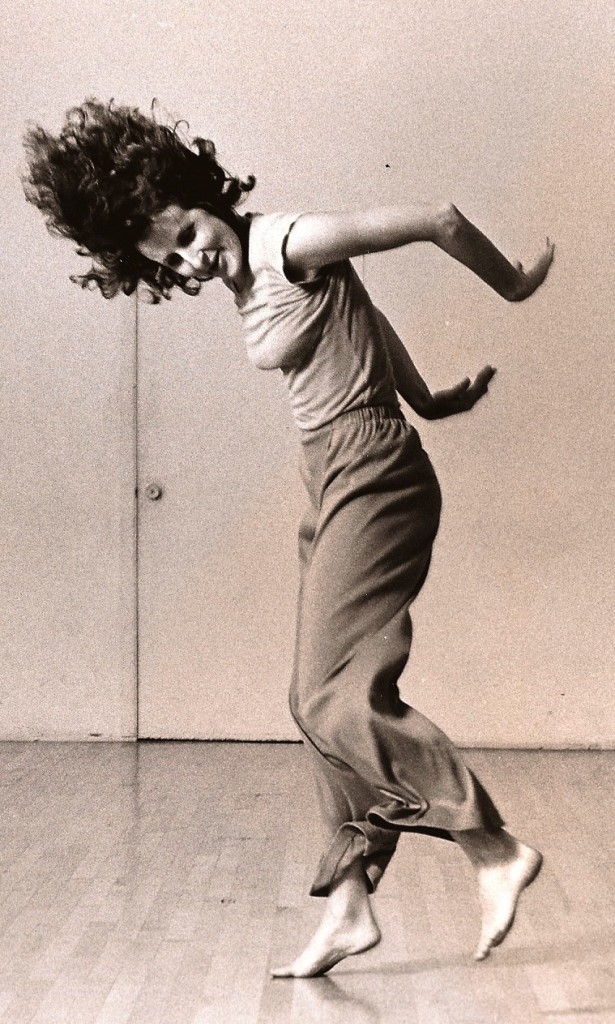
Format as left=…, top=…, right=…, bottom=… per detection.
left=228, top=212, right=253, bottom=295
left=234, top=212, right=252, bottom=257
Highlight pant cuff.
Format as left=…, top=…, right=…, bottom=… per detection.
left=309, top=820, right=399, bottom=898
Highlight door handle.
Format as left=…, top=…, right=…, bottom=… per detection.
left=145, top=484, right=163, bottom=501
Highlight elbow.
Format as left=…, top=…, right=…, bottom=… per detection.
left=433, top=202, right=462, bottom=244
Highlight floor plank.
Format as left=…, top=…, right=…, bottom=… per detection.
left=0, top=743, right=613, bottom=1023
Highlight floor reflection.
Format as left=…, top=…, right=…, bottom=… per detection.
left=292, top=976, right=383, bottom=1023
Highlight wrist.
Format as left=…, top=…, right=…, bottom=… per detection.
left=502, top=281, right=523, bottom=302
left=411, top=393, right=437, bottom=419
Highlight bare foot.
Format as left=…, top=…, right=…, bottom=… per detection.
left=473, top=840, right=543, bottom=961
left=272, top=858, right=381, bottom=978
left=271, top=902, right=381, bottom=978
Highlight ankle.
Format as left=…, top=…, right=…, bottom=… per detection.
left=326, top=863, right=372, bottom=921
left=453, top=827, right=518, bottom=868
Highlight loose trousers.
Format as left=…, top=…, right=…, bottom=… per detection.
left=290, top=406, right=503, bottom=897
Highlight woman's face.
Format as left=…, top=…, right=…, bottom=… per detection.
left=137, top=205, right=246, bottom=290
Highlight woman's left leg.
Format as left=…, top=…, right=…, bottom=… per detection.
left=452, top=826, right=543, bottom=960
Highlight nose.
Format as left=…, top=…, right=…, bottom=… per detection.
left=175, top=246, right=200, bottom=272
left=177, top=247, right=216, bottom=273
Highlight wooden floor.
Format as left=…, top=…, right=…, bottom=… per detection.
left=0, top=743, right=613, bottom=1024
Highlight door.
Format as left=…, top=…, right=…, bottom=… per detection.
left=136, top=288, right=304, bottom=738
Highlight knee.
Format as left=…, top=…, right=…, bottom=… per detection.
left=288, top=679, right=302, bottom=726
left=288, top=674, right=314, bottom=734
left=289, top=669, right=330, bottom=739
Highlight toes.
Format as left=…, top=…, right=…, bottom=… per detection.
left=270, top=962, right=332, bottom=979
left=270, top=958, right=334, bottom=979
left=270, top=951, right=346, bottom=978
left=474, top=926, right=504, bottom=960
left=474, top=921, right=511, bottom=961
left=270, top=965, right=296, bottom=978
left=474, top=930, right=496, bottom=960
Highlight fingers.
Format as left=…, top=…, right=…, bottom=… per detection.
left=430, top=366, right=497, bottom=418
left=538, top=244, right=555, bottom=272
left=531, top=239, right=555, bottom=281
left=509, top=239, right=555, bottom=301
left=471, top=365, right=497, bottom=393
left=476, top=365, right=497, bottom=385
left=465, top=366, right=496, bottom=406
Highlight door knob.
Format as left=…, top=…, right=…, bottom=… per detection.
left=145, top=484, right=163, bottom=501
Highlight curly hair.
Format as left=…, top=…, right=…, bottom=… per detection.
left=22, top=98, right=256, bottom=302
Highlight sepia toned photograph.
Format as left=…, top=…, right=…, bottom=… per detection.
left=1, top=1, right=613, bottom=1021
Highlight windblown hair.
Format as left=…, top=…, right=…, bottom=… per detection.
left=22, top=98, right=255, bottom=302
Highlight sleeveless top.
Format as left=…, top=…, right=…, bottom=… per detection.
left=234, top=212, right=400, bottom=430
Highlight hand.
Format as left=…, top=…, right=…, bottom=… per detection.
left=422, top=365, right=497, bottom=419
left=507, top=238, right=555, bottom=301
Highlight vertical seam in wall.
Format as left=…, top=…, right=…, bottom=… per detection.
left=133, top=293, right=140, bottom=738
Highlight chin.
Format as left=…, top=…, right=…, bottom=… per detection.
left=222, top=252, right=239, bottom=281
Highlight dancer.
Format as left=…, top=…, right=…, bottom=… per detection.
left=23, top=100, right=554, bottom=976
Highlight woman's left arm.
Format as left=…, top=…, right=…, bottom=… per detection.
left=284, top=205, right=554, bottom=302
left=376, top=308, right=496, bottom=420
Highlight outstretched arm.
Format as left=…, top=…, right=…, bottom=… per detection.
left=284, top=204, right=554, bottom=301
left=376, top=308, right=496, bottom=420
left=436, top=209, right=554, bottom=302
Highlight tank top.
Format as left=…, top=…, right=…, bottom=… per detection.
left=234, top=212, right=399, bottom=430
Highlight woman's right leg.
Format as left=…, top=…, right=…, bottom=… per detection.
left=280, top=410, right=539, bottom=973
left=290, top=412, right=503, bottom=876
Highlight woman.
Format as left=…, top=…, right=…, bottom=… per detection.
left=23, top=99, right=554, bottom=978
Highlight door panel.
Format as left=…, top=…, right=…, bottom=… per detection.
left=136, top=290, right=303, bottom=738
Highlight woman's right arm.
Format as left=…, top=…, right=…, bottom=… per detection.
left=433, top=208, right=554, bottom=302
left=284, top=205, right=554, bottom=302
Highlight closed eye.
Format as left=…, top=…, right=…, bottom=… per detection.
left=176, top=223, right=196, bottom=247
left=163, top=222, right=196, bottom=270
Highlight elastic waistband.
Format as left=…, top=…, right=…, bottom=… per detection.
left=300, top=404, right=406, bottom=441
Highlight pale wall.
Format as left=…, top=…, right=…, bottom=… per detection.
left=1, top=0, right=613, bottom=744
